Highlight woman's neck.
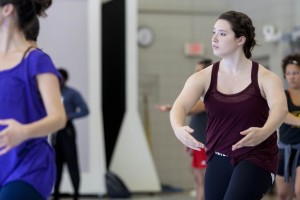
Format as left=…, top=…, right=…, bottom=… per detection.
left=0, top=27, right=28, bottom=53
left=220, top=56, right=251, bottom=74
left=289, top=88, right=300, bottom=95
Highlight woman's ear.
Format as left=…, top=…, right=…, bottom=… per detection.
left=237, top=36, right=246, bottom=46
left=1, top=3, right=14, bottom=17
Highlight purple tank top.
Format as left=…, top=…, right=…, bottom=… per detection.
left=204, top=61, right=278, bottom=174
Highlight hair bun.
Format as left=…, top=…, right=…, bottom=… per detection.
left=32, top=0, right=52, bottom=16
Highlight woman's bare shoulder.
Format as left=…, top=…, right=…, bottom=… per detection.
left=187, top=65, right=213, bottom=94
left=258, top=64, right=281, bottom=80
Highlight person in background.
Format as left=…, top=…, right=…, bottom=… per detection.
left=186, top=59, right=211, bottom=200
left=0, top=0, right=67, bottom=199
left=170, top=10, right=287, bottom=200
left=52, top=68, right=89, bottom=200
left=156, top=58, right=212, bottom=200
left=276, top=54, right=300, bottom=200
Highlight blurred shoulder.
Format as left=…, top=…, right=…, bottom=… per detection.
left=258, top=64, right=281, bottom=80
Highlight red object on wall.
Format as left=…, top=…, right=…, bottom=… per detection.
left=184, top=42, right=204, bottom=57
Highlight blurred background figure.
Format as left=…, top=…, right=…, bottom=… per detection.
left=52, top=68, right=89, bottom=200
left=276, top=54, right=300, bottom=200
left=156, top=58, right=212, bottom=200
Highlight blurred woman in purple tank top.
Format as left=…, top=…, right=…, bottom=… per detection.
left=0, top=0, right=66, bottom=199
left=170, top=10, right=287, bottom=200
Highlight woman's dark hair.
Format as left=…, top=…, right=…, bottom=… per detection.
left=24, top=16, right=39, bottom=41
left=0, top=0, right=52, bottom=32
left=198, top=58, right=212, bottom=68
left=218, top=11, right=257, bottom=59
left=281, top=54, right=300, bottom=78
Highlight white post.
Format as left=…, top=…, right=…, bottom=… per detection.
left=83, top=0, right=107, bottom=195
left=109, top=0, right=161, bottom=192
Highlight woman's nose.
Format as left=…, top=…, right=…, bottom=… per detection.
left=212, top=34, right=217, bottom=42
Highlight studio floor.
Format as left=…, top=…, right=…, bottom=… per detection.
left=54, top=191, right=277, bottom=200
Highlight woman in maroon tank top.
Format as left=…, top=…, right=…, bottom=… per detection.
left=170, top=11, right=288, bottom=200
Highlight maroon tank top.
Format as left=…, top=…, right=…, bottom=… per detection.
left=204, top=61, right=278, bottom=174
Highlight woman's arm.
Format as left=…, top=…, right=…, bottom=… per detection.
left=156, top=100, right=205, bottom=115
left=170, top=72, right=207, bottom=150
left=25, top=73, right=67, bottom=136
left=67, top=89, right=89, bottom=120
left=284, top=113, right=300, bottom=126
left=189, top=100, right=206, bottom=115
left=0, top=73, right=66, bottom=155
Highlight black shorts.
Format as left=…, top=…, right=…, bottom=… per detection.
left=277, top=148, right=300, bottom=176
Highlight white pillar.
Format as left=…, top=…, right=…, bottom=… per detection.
left=83, top=0, right=107, bottom=195
left=109, top=0, right=161, bottom=192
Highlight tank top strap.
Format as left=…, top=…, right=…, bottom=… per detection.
left=285, top=90, right=300, bottom=109
left=285, top=90, right=291, bottom=101
left=21, top=46, right=34, bottom=60
left=251, top=61, right=260, bottom=93
left=210, top=61, right=220, bottom=90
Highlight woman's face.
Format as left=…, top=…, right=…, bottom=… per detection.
left=211, top=19, right=241, bottom=58
left=285, top=64, right=300, bottom=89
